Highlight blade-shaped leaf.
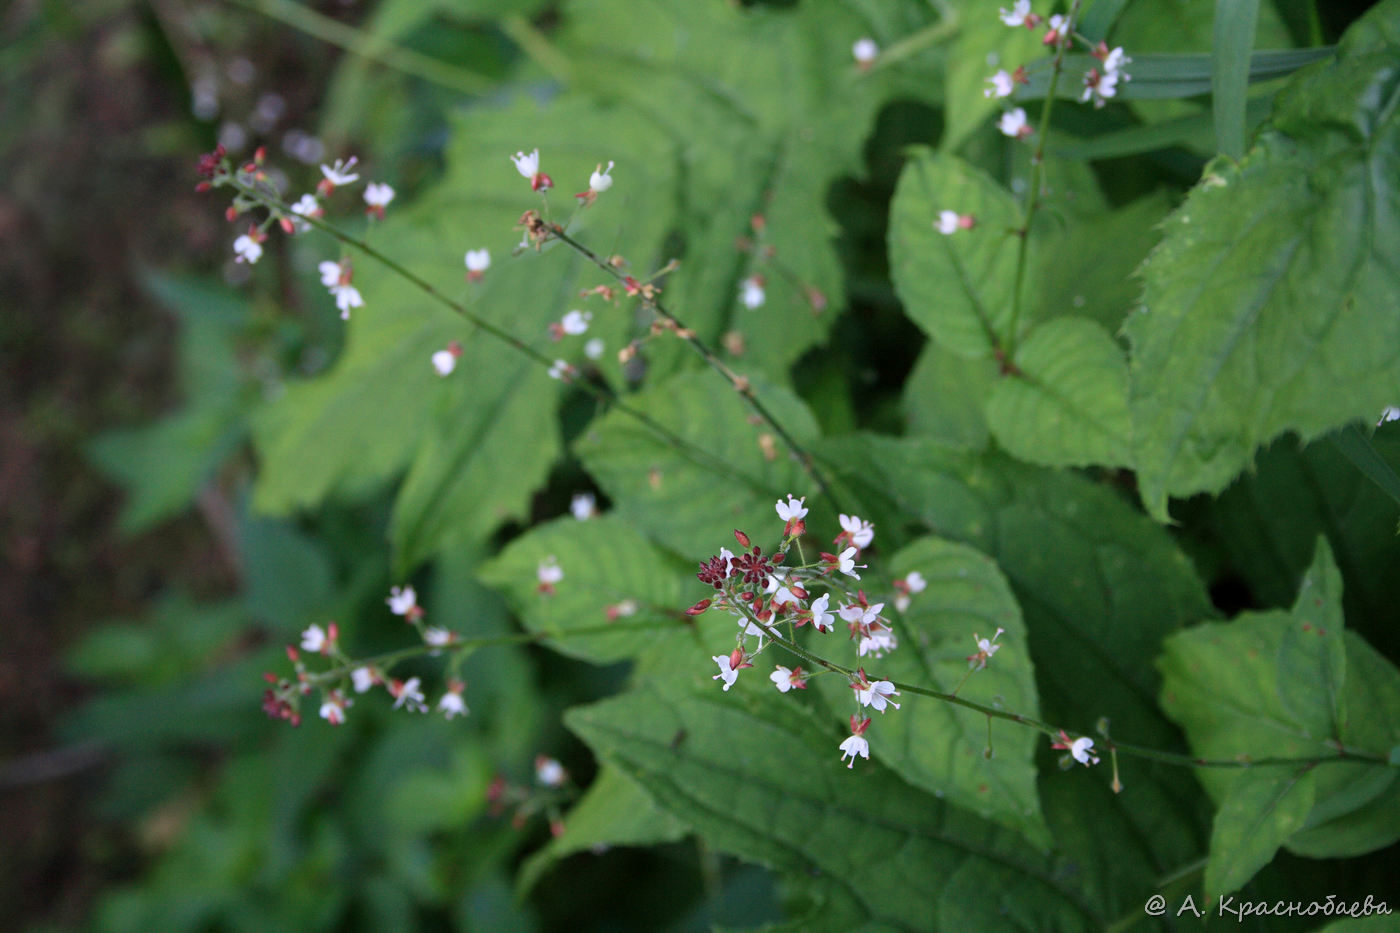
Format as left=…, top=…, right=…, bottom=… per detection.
left=1212, top=0, right=1261, bottom=157
left=1126, top=5, right=1400, bottom=519
left=944, top=1, right=1045, bottom=150
left=985, top=316, right=1133, bottom=469
left=1205, top=766, right=1315, bottom=901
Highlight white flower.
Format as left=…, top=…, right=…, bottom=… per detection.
left=810, top=593, right=835, bottom=633
left=839, top=514, right=874, bottom=549
left=968, top=627, right=1005, bottom=670
left=319, top=691, right=349, bottom=725
left=740, top=275, right=765, bottom=309
left=984, top=69, right=1014, bottom=98
left=318, top=260, right=343, bottom=287
left=765, top=571, right=800, bottom=607
left=999, top=0, right=1032, bottom=27
left=438, top=686, right=469, bottom=719
left=1081, top=68, right=1120, bottom=107
left=936, top=210, right=961, bottom=235
left=770, top=665, right=805, bottom=693
left=894, top=571, right=927, bottom=613
left=330, top=283, right=363, bottom=318
left=320, top=156, right=359, bottom=185
left=432, top=349, right=456, bottom=376
left=510, top=149, right=540, bottom=178
left=1379, top=406, right=1400, bottom=425
left=465, top=249, right=491, bottom=273
left=852, top=37, right=878, bottom=65
left=387, top=585, right=417, bottom=616
left=547, top=359, right=575, bottom=381
left=233, top=233, right=263, bottom=264
left=351, top=666, right=377, bottom=693
left=856, top=679, right=901, bottom=712
left=1071, top=736, right=1099, bottom=765
left=536, top=756, right=567, bottom=787
left=712, top=654, right=740, bottom=691
left=390, top=676, right=428, bottom=712
left=300, top=623, right=329, bottom=653
left=570, top=492, right=597, bottom=520
left=839, top=601, right=884, bottom=628
left=837, top=546, right=863, bottom=579
left=775, top=494, right=808, bottom=522
left=363, top=181, right=395, bottom=208
left=588, top=161, right=614, bottom=192
left=998, top=107, right=1030, bottom=138
left=561, top=309, right=592, bottom=335
left=423, top=626, right=454, bottom=647
left=538, top=557, right=563, bottom=586
left=858, top=626, right=898, bottom=658
left=289, top=194, right=320, bottom=232
left=839, top=732, right=869, bottom=769
left=1103, top=46, right=1132, bottom=76
left=584, top=337, right=605, bottom=360
left=905, top=572, right=926, bottom=594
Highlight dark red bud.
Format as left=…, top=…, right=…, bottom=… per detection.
left=686, top=599, right=712, bottom=615
left=733, top=529, right=751, bottom=548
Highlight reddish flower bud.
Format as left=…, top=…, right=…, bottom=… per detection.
left=734, top=529, right=751, bottom=548
left=770, top=551, right=785, bottom=565
left=686, top=599, right=712, bottom=615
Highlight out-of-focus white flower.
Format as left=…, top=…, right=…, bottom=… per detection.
left=740, top=275, right=765, bottom=309
left=571, top=492, right=597, bottom=520
left=852, top=37, right=878, bottom=68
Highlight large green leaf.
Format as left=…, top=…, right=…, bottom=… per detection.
left=1204, top=766, right=1315, bottom=902
left=1158, top=538, right=1400, bottom=869
left=814, top=536, right=1047, bottom=847
left=565, top=678, right=1103, bottom=932
left=478, top=515, right=692, bottom=665
left=1126, top=4, right=1400, bottom=519
left=902, top=337, right=996, bottom=450
left=575, top=370, right=820, bottom=561
left=889, top=149, right=1026, bottom=358
left=985, top=316, right=1133, bottom=469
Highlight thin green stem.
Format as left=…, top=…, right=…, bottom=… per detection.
left=546, top=227, right=844, bottom=513
left=1005, top=0, right=1082, bottom=361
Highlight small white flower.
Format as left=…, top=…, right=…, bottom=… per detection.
left=998, top=107, right=1030, bottom=139
left=330, top=283, right=363, bottom=319
left=740, top=275, right=765, bottom=309
left=839, top=601, right=883, bottom=628
left=536, top=756, right=568, bottom=787
left=438, top=687, right=468, bottom=719
left=765, top=571, right=800, bottom=607
left=318, top=260, right=343, bottom=287
left=465, top=249, right=491, bottom=273
left=856, top=679, right=901, bottom=712
left=770, top=665, right=805, bottom=693
left=837, top=546, right=863, bottom=579
left=1082, top=68, right=1120, bottom=107
left=289, top=194, right=321, bottom=232
left=839, top=732, right=870, bottom=769
left=561, top=309, right=592, bottom=335
left=810, top=593, right=835, bottom=633
left=363, top=181, right=395, bottom=208
left=839, top=513, right=874, bottom=549
left=936, top=210, right=961, bottom=235
left=351, top=666, right=377, bottom=693
left=775, top=494, right=808, bottom=522
left=905, top=572, right=926, bottom=593
left=537, top=557, right=563, bottom=586
left=589, top=161, right=614, bottom=192
left=712, top=654, right=740, bottom=691
left=432, top=349, right=457, bottom=376
left=1071, top=736, right=1099, bottom=765
left=852, top=37, right=878, bottom=66
left=858, top=626, right=898, bottom=658
left=570, top=492, right=597, bottom=520
left=319, top=691, right=349, bottom=725
left=984, top=69, right=1014, bottom=98
left=999, top=0, right=1032, bottom=27
left=387, top=585, right=417, bottom=616
left=1380, top=406, right=1400, bottom=425
left=300, top=624, right=329, bottom=653
left=233, top=233, right=263, bottom=264
left=390, top=676, right=428, bottom=713
left=547, top=359, right=576, bottom=381
left=584, top=337, right=605, bottom=360
left=423, top=626, right=454, bottom=647
left=320, top=156, right=359, bottom=186
left=1103, top=46, right=1132, bottom=76
left=510, top=149, right=540, bottom=178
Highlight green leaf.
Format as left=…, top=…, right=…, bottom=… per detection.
left=814, top=536, right=1047, bottom=847
left=1204, top=766, right=1315, bottom=901
left=477, top=515, right=691, bottom=665
left=516, top=766, right=687, bottom=895
left=902, top=338, right=996, bottom=449
left=565, top=679, right=1103, bottom=931
left=1330, top=424, right=1400, bottom=510
left=889, top=150, right=1026, bottom=358
left=1158, top=538, right=1400, bottom=861
left=1126, top=7, right=1400, bottom=518
left=985, top=316, right=1133, bottom=469
left=1212, top=0, right=1261, bottom=157
left=575, top=370, right=820, bottom=561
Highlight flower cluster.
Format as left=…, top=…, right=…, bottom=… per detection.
left=259, top=584, right=471, bottom=728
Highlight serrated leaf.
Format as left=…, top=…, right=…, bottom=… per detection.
left=985, top=316, right=1133, bottom=469
left=1158, top=538, right=1400, bottom=861
left=575, top=370, right=820, bottom=561
left=889, top=150, right=1027, bottom=358
left=902, top=338, right=996, bottom=449
left=814, top=536, right=1047, bottom=847
left=516, top=766, right=687, bottom=895
left=477, top=515, right=691, bottom=664
left=1205, top=766, right=1315, bottom=901
left=566, top=679, right=1103, bottom=931
left=1126, top=6, right=1400, bottom=518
